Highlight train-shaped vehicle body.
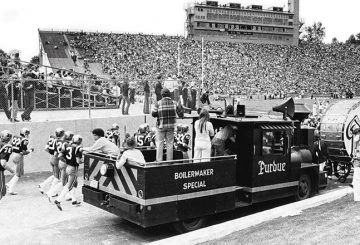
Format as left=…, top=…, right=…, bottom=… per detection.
left=82, top=98, right=326, bottom=233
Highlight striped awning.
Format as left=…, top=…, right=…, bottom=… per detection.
left=260, top=124, right=293, bottom=130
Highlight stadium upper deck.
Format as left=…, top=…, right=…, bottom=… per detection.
left=185, top=0, right=299, bottom=46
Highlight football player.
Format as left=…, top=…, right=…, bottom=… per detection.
left=54, top=134, right=83, bottom=211
left=134, top=124, right=148, bottom=147
left=38, top=128, right=64, bottom=194
left=174, top=124, right=183, bottom=150
left=0, top=130, right=15, bottom=200
left=147, top=127, right=157, bottom=148
left=47, top=131, right=73, bottom=201
left=105, top=123, right=121, bottom=147
left=177, top=124, right=191, bottom=159
left=7, top=127, right=34, bottom=195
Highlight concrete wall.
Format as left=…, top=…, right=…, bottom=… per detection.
left=1, top=115, right=193, bottom=173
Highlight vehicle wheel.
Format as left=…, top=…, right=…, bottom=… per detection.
left=172, top=217, right=207, bottom=234
left=338, top=176, right=347, bottom=183
left=334, top=162, right=351, bottom=180
left=296, top=174, right=311, bottom=201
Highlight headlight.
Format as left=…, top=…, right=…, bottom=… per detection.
left=100, top=163, right=114, bottom=177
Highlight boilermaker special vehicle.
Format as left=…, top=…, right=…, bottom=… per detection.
left=82, top=98, right=326, bottom=233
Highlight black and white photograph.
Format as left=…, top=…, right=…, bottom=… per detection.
left=0, top=0, right=359, bottom=244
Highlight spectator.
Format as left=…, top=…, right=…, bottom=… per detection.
left=0, top=72, right=11, bottom=121
left=194, top=109, right=214, bottom=162
left=7, top=74, right=21, bottom=122
left=70, top=50, right=77, bottom=66
left=152, top=88, right=182, bottom=162
left=110, top=79, right=121, bottom=106
left=129, top=81, right=136, bottom=104
left=143, top=80, right=150, bottom=114
left=121, top=79, right=130, bottom=115
left=190, top=84, right=197, bottom=110
left=198, top=90, right=211, bottom=113
left=181, top=81, right=189, bottom=107
left=163, top=75, right=177, bottom=100
left=115, top=136, right=146, bottom=169
left=21, top=73, right=36, bottom=121
left=155, top=79, right=163, bottom=102
left=82, top=128, right=119, bottom=155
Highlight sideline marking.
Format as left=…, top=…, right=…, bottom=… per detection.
left=149, top=187, right=353, bottom=245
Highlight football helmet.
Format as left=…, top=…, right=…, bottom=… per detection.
left=176, top=124, right=183, bottom=133
left=111, top=123, right=119, bottom=130
left=182, top=124, right=189, bottom=133
left=55, top=128, right=65, bottom=138
left=64, top=131, right=74, bottom=141
left=20, top=127, right=30, bottom=137
left=72, top=134, right=83, bottom=145
left=0, top=130, right=12, bottom=143
left=150, top=127, right=157, bottom=135
left=143, top=123, right=150, bottom=133
left=138, top=124, right=147, bottom=134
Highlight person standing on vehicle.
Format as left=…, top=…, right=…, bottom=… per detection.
left=352, top=128, right=360, bottom=201
left=152, top=88, right=183, bottom=162
left=194, top=109, right=214, bottom=162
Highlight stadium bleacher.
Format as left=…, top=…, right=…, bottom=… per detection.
left=39, top=32, right=68, bottom=58
left=59, top=31, right=360, bottom=97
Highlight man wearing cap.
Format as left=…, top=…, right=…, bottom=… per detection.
left=115, top=136, right=146, bottom=169
left=152, top=88, right=182, bottom=162
left=0, top=72, right=12, bottom=121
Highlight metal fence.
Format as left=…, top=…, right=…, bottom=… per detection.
left=0, top=76, right=158, bottom=122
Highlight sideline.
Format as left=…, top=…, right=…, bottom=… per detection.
left=149, top=187, right=353, bottom=245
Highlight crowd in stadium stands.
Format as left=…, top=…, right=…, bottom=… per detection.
left=1, top=31, right=360, bottom=113
left=68, top=32, right=360, bottom=98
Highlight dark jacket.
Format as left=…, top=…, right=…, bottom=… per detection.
left=0, top=80, right=7, bottom=94
left=23, top=80, right=35, bottom=94
left=144, top=82, right=150, bottom=94
left=121, top=81, right=129, bottom=97
left=8, top=83, right=20, bottom=100
left=155, top=81, right=162, bottom=97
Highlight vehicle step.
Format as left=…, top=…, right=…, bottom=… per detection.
left=235, top=201, right=251, bottom=208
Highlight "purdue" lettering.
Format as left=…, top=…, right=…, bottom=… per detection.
left=258, top=160, right=286, bottom=175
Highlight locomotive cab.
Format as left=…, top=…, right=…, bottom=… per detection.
left=209, top=116, right=302, bottom=204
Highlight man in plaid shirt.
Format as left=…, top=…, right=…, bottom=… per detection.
left=152, top=88, right=182, bottom=162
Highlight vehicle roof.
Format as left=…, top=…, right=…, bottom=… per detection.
left=189, top=114, right=294, bottom=125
